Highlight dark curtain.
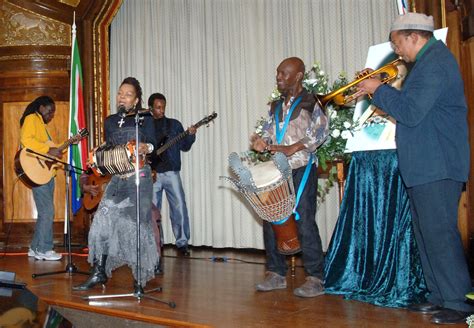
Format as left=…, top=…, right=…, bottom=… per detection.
left=324, top=150, right=427, bottom=307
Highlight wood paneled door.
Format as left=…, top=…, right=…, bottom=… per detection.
left=3, top=101, right=69, bottom=224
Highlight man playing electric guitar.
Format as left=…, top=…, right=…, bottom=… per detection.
left=148, top=93, right=196, bottom=257
left=20, top=96, right=63, bottom=261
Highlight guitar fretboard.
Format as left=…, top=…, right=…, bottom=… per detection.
left=57, top=130, right=88, bottom=152
left=155, top=113, right=217, bottom=156
left=156, top=131, right=190, bottom=156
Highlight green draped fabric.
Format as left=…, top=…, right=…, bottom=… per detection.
left=324, top=150, right=428, bottom=308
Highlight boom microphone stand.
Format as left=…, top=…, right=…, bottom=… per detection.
left=26, top=149, right=89, bottom=278
left=82, top=109, right=175, bottom=308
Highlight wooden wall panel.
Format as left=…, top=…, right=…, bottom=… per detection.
left=3, top=101, right=69, bottom=223
left=464, top=37, right=474, bottom=238
left=0, top=0, right=122, bottom=246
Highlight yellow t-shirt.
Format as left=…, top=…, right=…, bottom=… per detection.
left=20, top=112, right=52, bottom=154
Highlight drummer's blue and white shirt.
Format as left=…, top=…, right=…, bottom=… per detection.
left=260, top=89, right=329, bottom=170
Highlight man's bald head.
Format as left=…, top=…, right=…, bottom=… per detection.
left=280, top=57, right=305, bottom=74
left=276, top=57, right=305, bottom=97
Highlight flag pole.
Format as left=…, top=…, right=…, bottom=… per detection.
left=65, top=12, right=77, bottom=236
left=32, top=10, right=89, bottom=280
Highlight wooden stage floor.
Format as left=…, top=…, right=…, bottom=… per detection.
left=0, top=246, right=465, bottom=327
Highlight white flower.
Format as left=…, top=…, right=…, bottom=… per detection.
left=331, top=129, right=341, bottom=138
left=467, top=314, right=474, bottom=321
left=304, top=78, right=318, bottom=86
left=341, top=130, right=351, bottom=139
left=467, top=314, right=474, bottom=326
left=330, top=110, right=338, bottom=119
left=271, top=90, right=280, bottom=98
left=343, top=121, right=352, bottom=129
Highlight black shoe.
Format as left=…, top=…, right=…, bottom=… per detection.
left=72, top=255, right=108, bottom=291
left=408, top=302, right=442, bottom=314
left=178, top=246, right=190, bottom=256
left=430, top=308, right=469, bottom=324
left=154, top=261, right=164, bottom=275
left=154, top=266, right=163, bottom=275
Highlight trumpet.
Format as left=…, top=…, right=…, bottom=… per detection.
left=317, top=58, right=403, bottom=109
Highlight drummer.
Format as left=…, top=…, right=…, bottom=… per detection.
left=250, top=57, right=329, bottom=298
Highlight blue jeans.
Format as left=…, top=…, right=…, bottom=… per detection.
left=263, top=164, right=324, bottom=279
left=31, top=178, right=55, bottom=252
left=152, top=171, right=190, bottom=248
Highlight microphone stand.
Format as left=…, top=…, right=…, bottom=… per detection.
left=82, top=109, right=175, bottom=308
left=27, top=149, right=89, bottom=278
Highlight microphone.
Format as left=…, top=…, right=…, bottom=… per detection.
left=136, top=108, right=152, bottom=116
left=117, top=105, right=127, bottom=127
left=118, top=105, right=127, bottom=117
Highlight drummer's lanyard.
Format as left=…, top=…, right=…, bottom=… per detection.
left=274, top=96, right=314, bottom=224
left=275, top=96, right=302, bottom=144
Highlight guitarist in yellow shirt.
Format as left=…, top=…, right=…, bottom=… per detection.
left=20, top=96, right=63, bottom=261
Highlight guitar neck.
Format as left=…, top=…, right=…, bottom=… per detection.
left=57, top=138, right=76, bottom=152
left=156, top=130, right=189, bottom=156
left=155, top=114, right=215, bottom=156
left=57, top=130, right=87, bottom=152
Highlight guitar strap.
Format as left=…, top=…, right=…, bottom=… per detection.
left=155, top=118, right=171, bottom=165
left=45, top=127, right=52, bottom=141
left=165, top=117, right=172, bottom=141
left=155, top=117, right=169, bottom=147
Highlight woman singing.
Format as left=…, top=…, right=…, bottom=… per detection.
left=73, top=77, right=158, bottom=291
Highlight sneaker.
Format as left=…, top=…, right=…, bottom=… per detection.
left=177, top=246, right=190, bottom=257
left=255, top=271, right=287, bottom=291
left=27, top=248, right=35, bottom=257
left=293, top=276, right=325, bottom=298
left=34, top=250, right=62, bottom=261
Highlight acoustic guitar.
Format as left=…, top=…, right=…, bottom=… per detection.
left=14, top=128, right=89, bottom=187
left=82, top=173, right=112, bottom=210
left=154, top=112, right=218, bottom=159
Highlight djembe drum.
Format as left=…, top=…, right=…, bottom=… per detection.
left=223, top=152, right=301, bottom=255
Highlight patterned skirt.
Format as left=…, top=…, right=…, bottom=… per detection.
left=87, top=166, right=158, bottom=286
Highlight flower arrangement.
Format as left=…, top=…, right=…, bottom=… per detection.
left=301, top=63, right=356, bottom=168
left=244, top=61, right=357, bottom=202
left=467, top=314, right=474, bottom=327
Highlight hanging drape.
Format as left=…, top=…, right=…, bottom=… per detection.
left=324, top=150, right=427, bottom=307
left=109, top=0, right=398, bottom=249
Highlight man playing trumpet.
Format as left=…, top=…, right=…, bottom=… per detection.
left=356, top=13, right=472, bottom=325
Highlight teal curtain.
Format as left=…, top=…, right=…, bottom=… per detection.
left=324, top=150, right=427, bottom=308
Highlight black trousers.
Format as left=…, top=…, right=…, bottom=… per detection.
left=263, top=164, right=324, bottom=279
left=407, top=179, right=473, bottom=312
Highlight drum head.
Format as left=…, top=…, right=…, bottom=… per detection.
left=248, top=161, right=282, bottom=188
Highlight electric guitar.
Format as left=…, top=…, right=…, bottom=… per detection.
left=14, top=128, right=89, bottom=187
left=154, top=112, right=217, bottom=159
left=83, top=113, right=218, bottom=209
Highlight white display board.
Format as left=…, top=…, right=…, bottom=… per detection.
left=344, top=28, right=448, bottom=153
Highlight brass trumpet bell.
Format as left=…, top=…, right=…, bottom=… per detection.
left=317, top=58, right=403, bottom=109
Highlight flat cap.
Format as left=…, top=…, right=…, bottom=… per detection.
left=390, top=12, right=434, bottom=32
